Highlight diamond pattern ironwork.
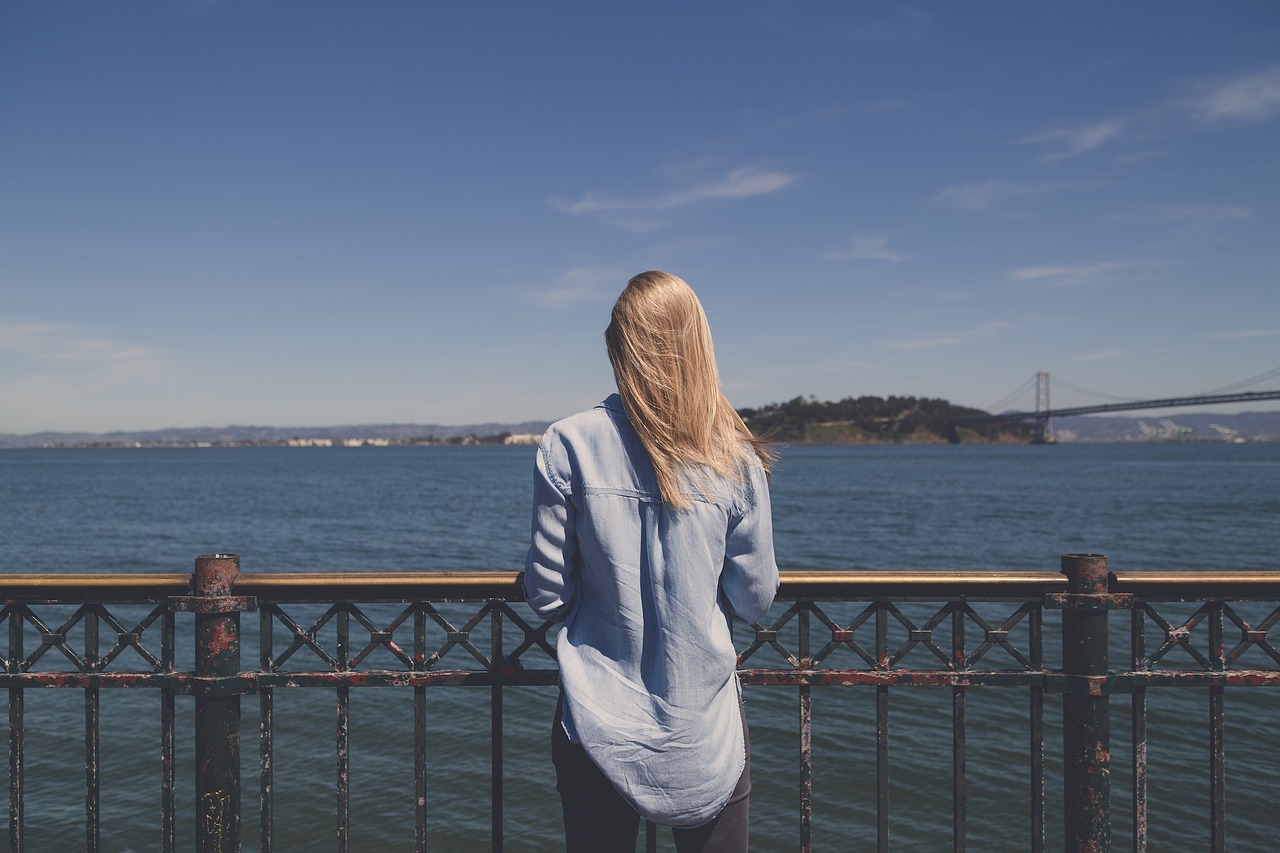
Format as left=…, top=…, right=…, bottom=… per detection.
left=1135, top=600, right=1280, bottom=671
left=258, top=599, right=560, bottom=675
left=736, top=599, right=1040, bottom=673
left=0, top=603, right=170, bottom=674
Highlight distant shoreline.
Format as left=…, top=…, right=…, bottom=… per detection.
left=3, top=434, right=541, bottom=450
left=5, top=434, right=1272, bottom=449
left=3, top=408, right=1277, bottom=449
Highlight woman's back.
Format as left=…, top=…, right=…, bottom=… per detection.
left=524, top=271, right=777, bottom=848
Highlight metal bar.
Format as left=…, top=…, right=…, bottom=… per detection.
left=645, top=821, right=656, bottom=852
left=238, top=570, right=1071, bottom=600
left=1112, top=571, right=1280, bottom=598
left=336, top=604, right=350, bottom=853
left=1060, top=554, right=1112, bottom=853
left=1131, top=605, right=1147, bottom=853
left=260, top=604, right=274, bottom=853
left=8, top=605, right=25, bottom=853
left=1030, top=685, right=1044, bottom=853
left=952, top=689, right=966, bottom=852
left=162, top=602, right=176, bottom=853
left=44, top=662, right=1280, bottom=688
left=238, top=573, right=527, bottom=602
left=85, top=604, right=100, bottom=853
left=414, top=606, right=427, bottom=853
left=12, top=656, right=1280, bottom=684
left=798, top=604, right=812, bottom=853
left=0, top=672, right=196, bottom=689
left=0, top=667, right=1030, bottom=689
left=490, top=601, right=504, bottom=853
left=1030, top=604, right=1044, bottom=853
left=0, top=569, right=1071, bottom=601
left=876, top=602, right=889, bottom=852
left=10, top=568, right=1280, bottom=601
left=194, top=554, right=242, bottom=853
left=251, top=670, right=556, bottom=689
left=0, top=574, right=192, bottom=600
left=953, top=604, right=967, bottom=853
left=1208, top=601, right=1226, bottom=853
left=254, top=668, right=1041, bottom=689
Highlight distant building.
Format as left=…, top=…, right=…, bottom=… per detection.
left=287, top=437, right=333, bottom=447
left=504, top=433, right=542, bottom=446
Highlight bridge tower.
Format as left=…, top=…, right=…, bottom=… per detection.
left=1034, top=371, right=1055, bottom=444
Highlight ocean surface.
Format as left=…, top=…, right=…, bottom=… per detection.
left=1, top=442, right=1277, bottom=851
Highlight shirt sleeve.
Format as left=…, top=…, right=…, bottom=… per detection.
left=719, top=462, right=778, bottom=624
left=522, top=437, right=578, bottom=621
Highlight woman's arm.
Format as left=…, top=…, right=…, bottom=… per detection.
left=719, top=463, right=779, bottom=624
left=522, top=439, right=579, bottom=621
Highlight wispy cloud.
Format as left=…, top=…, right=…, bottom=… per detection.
left=549, top=164, right=797, bottom=216
left=1183, top=65, right=1280, bottom=124
left=887, top=285, right=972, bottom=304
left=1165, top=205, right=1253, bottom=223
left=1008, top=261, right=1137, bottom=287
left=824, top=231, right=907, bottom=262
left=0, top=323, right=162, bottom=379
left=519, top=266, right=617, bottom=307
left=1075, top=348, right=1125, bottom=363
left=1207, top=328, right=1280, bottom=340
left=933, top=180, right=1062, bottom=211
left=861, top=99, right=913, bottom=115
left=1105, top=204, right=1253, bottom=226
left=1023, top=118, right=1128, bottom=161
left=888, top=320, right=1012, bottom=352
left=1001, top=65, right=1280, bottom=173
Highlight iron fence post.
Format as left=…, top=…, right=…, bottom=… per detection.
left=1060, top=553, right=1112, bottom=853
left=194, top=554, right=242, bottom=853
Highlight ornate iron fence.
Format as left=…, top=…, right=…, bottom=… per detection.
left=2, top=554, right=1278, bottom=852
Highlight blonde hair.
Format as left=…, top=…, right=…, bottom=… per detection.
left=605, top=271, right=774, bottom=508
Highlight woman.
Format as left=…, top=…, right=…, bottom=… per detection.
left=523, top=271, right=778, bottom=852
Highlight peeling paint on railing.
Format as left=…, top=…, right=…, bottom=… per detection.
left=3, top=559, right=1279, bottom=852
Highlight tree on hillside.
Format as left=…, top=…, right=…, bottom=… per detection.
left=737, top=395, right=1031, bottom=443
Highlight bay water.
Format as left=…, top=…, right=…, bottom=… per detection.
left=1, top=442, right=1277, bottom=851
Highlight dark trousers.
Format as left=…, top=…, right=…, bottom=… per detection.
left=551, top=700, right=751, bottom=853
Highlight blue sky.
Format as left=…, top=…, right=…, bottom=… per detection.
left=3, top=2, right=1279, bottom=433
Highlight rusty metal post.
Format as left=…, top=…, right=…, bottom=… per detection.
left=194, top=554, right=242, bottom=853
left=798, top=604, right=812, bottom=853
left=1207, top=601, right=1226, bottom=853
left=9, top=605, right=25, bottom=853
left=1060, top=554, right=1112, bottom=853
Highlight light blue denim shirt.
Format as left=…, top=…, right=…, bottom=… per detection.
left=523, top=394, right=778, bottom=828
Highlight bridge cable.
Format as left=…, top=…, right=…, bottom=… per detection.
left=980, top=365, right=1280, bottom=420
left=1047, top=375, right=1143, bottom=404
left=983, top=375, right=1037, bottom=414
left=1194, top=364, right=1280, bottom=396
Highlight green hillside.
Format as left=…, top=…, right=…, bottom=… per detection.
left=738, top=395, right=1030, bottom=444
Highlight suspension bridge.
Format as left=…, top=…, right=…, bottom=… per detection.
left=948, top=366, right=1280, bottom=444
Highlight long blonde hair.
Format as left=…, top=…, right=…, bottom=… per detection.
left=605, top=271, right=774, bottom=508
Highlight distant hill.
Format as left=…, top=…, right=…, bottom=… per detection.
left=0, top=421, right=553, bottom=449
left=738, top=395, right=1033, bottom=444
left=4, top=405, right=1277, bottom=449
left=737, top=397, right=1280, bottom=444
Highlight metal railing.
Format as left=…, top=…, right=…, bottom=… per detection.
left=2, top=554, right=1278, bottom=852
